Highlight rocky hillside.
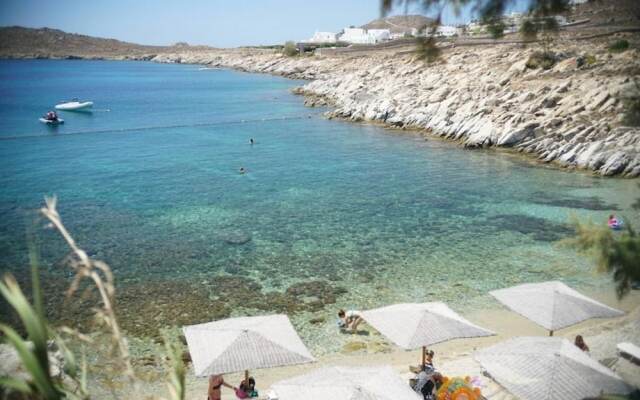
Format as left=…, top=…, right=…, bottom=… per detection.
left=1, top=1, right=638, bottom=177
left=362, top=15, right=435, bottom=33
left=0, top=26, right=170, bottom=59
left=151, top=29, right=640, bottom=177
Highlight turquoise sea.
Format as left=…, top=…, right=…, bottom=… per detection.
left=0, top=59, right=637, bottom=354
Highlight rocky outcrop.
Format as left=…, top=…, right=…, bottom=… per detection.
left=150, top=40, right=640, bottom=177
left=0, top=342, right=65, bottom=381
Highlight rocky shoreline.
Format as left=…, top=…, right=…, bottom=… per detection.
left=151, top=41, right=640, bottom=177
left=8, top=36, right=640, bottom=177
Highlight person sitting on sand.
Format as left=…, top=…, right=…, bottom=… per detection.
left=208, top=374, right=236, bottom=400
left=424, top=350, right=435, bottom=368
left=574, top=335, right=590, bottom=352
left=235, top=377, right=258, bottom=398
left=337, top=309, right=364, bottom=332
left=412, top=364, right=442, bottom=400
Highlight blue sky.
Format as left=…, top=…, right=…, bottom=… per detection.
left=0, top=0, right=530, bottom=47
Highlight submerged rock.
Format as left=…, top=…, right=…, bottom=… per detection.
left=219, top=229, right=252, bottom=245
left=342, top=341, right=367, bottom=353
left=490, top=214, right=574, bottom=242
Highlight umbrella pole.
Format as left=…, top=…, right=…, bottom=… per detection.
left=549, top=330, right=554, bottom=337
left=421, top=346, right=426, bottom=368
left=244, top=369, right=249, bottom=384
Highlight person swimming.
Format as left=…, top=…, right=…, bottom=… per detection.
left=239, top=167, right=246, bottom=174
left=250, top=138, right=254, bottom=145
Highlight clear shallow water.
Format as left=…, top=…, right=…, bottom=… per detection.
left=0, top=60, right=637, bottom=355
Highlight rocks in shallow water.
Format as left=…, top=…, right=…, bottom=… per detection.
left=113, top=276, right=348, bottom=339
left=219, top=229, right=252, bottom=245
left=490, top=214, right=574, bottom=242
left=342, top=341, right=367, bottom=353
left=0, top=342, right=65, bottom=381
left=529, top=192, right=619, bottom=211
left=309, top=316, right=326, bottom=325
left=117, top=280, right=231, bottom=338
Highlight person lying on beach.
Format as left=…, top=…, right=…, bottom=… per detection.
left=208, top=374, right=236, bottom=400
left=337, top=309, right=364, bottom=332
left=575, top=335, right=590, bottom=352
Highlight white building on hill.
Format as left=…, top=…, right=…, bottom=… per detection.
left=338, top=28, right=392, bottom=44
left=390, top=27, right=420, bottom=39
left=307, top=31, right=338, bottom=43
left=434, top=25, right=459, bottom=37
left=367, top=29, right=392, bottom=42
left=340, top=28, right=373, bottom=44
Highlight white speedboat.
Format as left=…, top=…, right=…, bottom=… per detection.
left=39, top=117, right=64, bottom=125
left=55, top=100, right=94, bottom=111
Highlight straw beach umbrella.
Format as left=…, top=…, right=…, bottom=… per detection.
left=269, top=365, right=422, bottom=400
left=182, top=314, right=316, bottom=382
left=474, top=336, right=631, bottom=400
left=489, top=281, right=624, bottom=336
left=361, top=302, right=495, bottom=366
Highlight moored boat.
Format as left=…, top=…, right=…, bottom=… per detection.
left=55, top=100, right=94, bottom=111
left=39, top=117, right=64, bottom=125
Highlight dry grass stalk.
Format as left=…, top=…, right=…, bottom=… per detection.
left=40, top=196, right=135, bottom=381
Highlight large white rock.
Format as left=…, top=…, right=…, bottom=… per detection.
left=600, top=151, right=630, bottom=175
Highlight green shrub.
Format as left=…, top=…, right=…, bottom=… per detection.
left=486, top=21, right=506, bottom=39
left=576, top=53, right=597, bottom=68
left=415, top=36, right=441, bottom=63
left=525, top=51, right=556, bottom=69
left=623, top=97, right=640, bottom=126
left=608, top=39, right=630, bottom=53
left=283, top=41, right=298, bottom=57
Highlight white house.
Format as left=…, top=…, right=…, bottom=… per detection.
left=390, top=27, right=421, bottom=40
left=434, top=25, right=459, bottom=37
left=307, top=31, right=338, bottom=43
left=467, top=21, right=486, bottom=35
left=339, top=28, right=391, bottom=44
left=367, top=29, right=391, bottom=42
left=339, top=28, right=373, bottom=44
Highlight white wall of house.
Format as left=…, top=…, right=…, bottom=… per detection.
left=307, top=31, right=337, bottom=43
left=339, top=28, right=373, bottom=44
left=434, top=25, right=459, bottom=37
left=367, top=29, right=391, bottom=43
left=339, top=27, right=391, bottom=44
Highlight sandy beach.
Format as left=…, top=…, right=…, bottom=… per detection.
left=179, top=286, right=640, bottom=399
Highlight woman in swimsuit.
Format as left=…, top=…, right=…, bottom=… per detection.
left=208, top=374, right=236, bottom=400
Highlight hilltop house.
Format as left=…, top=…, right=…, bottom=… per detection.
left=339, top=27, right=391, bottom=44
left=390, top=28, right=420, bottom=39
left=368, top=29, right=392, bottom=42
left=307, top=31, right=338, bottom=44
left=434, top=25, right=460, bottom=37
